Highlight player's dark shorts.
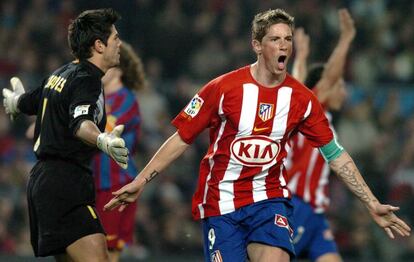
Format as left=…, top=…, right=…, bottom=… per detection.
left=27, top=158, right=105, bottom=257
left=201, top=198, right=295, bottom=262
left=291, top=196, right=338, bottom=260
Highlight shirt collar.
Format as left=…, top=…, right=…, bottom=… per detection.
left=81, top=60, right=105, bottom=79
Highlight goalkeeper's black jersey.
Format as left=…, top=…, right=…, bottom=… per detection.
left=18, top=60, right=106, bottom=170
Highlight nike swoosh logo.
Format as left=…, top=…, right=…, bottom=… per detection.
left=253, top=126, right=270, bottom=132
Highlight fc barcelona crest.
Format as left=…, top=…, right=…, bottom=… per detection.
left=258, top=103, right=274, bottom=122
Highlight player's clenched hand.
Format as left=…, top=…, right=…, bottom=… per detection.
left=338, top=8, right=356, bottom=42
left=97, top=125, right=129, bottom=169
left=293, top=28, right=310, bottom=59
left=369, top=202, right=411, bottom=239
left=2, top=77, right=25, bottom=120
left=103, top=180, right=144, bottom=212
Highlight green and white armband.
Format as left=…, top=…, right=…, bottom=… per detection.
left=319, top=138, right=345, bottom=163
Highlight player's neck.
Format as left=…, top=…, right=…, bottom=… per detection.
left=87, top=56, right=108, bottom=73
left=104, top=78, right=123, bottom=94
left=250, top=62, right=286, bottom=88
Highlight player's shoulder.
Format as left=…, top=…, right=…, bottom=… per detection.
left=118, top=85, right=134, bottom=95
left=206, top=65, right=250, bottom=91
left=221, top=65, right=250, bottom=82
left=49, top=61, right=74, bottom=77
left=49, top=61, right=92, bottom=81
left=57, top=63, right=101, bottom=94
left=285, top=74, right=315, bottom=100
left=119, top=86, right=138, bottom=103
left=45, top=61, right=94, bottom=91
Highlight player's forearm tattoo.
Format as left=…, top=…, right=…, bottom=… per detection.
left=145, top=170, right=159, bottom=184
left=334, top=161, right=373, bottom=204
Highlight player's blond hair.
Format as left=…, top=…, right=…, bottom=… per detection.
left=119, top=42, right=146, bottom=91
left=251, top=9, right=295, bottom=42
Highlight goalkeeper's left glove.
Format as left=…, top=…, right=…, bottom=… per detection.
left=2, top=77, right=25, bottom=120
left=97, top=125, right=129, bottom=169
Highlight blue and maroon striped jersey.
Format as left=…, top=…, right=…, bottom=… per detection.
left=93, top=87, right=141, bottom=190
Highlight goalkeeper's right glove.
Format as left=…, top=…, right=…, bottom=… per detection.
left=2, top=77, right=25, bottom=120
left=97, top=125, right=129, bottom=169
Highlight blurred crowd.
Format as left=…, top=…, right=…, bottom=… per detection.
left=0, top=0, right=413, bottom=261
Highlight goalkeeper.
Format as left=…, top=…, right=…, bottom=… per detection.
left=2, top=8, right=127, bottom=262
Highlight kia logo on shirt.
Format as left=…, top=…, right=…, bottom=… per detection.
left=230, top=135, right=280, bottom=166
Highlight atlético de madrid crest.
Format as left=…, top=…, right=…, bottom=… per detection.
left=258, top=103, right=274, bottom=122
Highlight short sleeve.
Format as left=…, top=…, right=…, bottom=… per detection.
left=68, top=76, right=104, bottom=134
left=17, top=80, right=46, bottom=115
left=298, top=94, right=333, bottom=148
left=172, top=80, right=220, bottom=144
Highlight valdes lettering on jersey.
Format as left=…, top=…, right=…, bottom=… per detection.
left=183, top=94, right=204, bottom=118
left=230, top=135, right=280, bottom=166
left=44, top=75, right=67, bottom=93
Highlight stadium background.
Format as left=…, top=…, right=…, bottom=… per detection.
left=0, top=0, right=413, bottom=261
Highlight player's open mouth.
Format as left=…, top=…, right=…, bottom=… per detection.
left=277, top=55, right=287, bottom=70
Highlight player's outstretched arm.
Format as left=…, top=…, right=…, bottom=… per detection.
left=76, top=120, right=129, bottom=169
left=104, top=131, right=190, bottom=212
left=292, top=27, right=310, bottom=83
left=2, top=77, right=25, bottom=120
left=329, top=151, right=411, bottom=239
left=315, top=8, right=356, bottom=103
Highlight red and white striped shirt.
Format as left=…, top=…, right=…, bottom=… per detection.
left=172, top=65, right=333, bottom=220
left=286, top=112, right=334, bottom=213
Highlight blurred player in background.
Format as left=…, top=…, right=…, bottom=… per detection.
left=104, top=8, right=410, bottom=262
left=2, top=9, right=128, bottom=261
left=93, top=42, right=145, bottom=262
left=286, top=8, right=355, bottom=262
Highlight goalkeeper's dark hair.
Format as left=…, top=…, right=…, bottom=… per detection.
left=68, top=8, right=121, bottom=60
left=305, top=63, right=325, bottom=90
